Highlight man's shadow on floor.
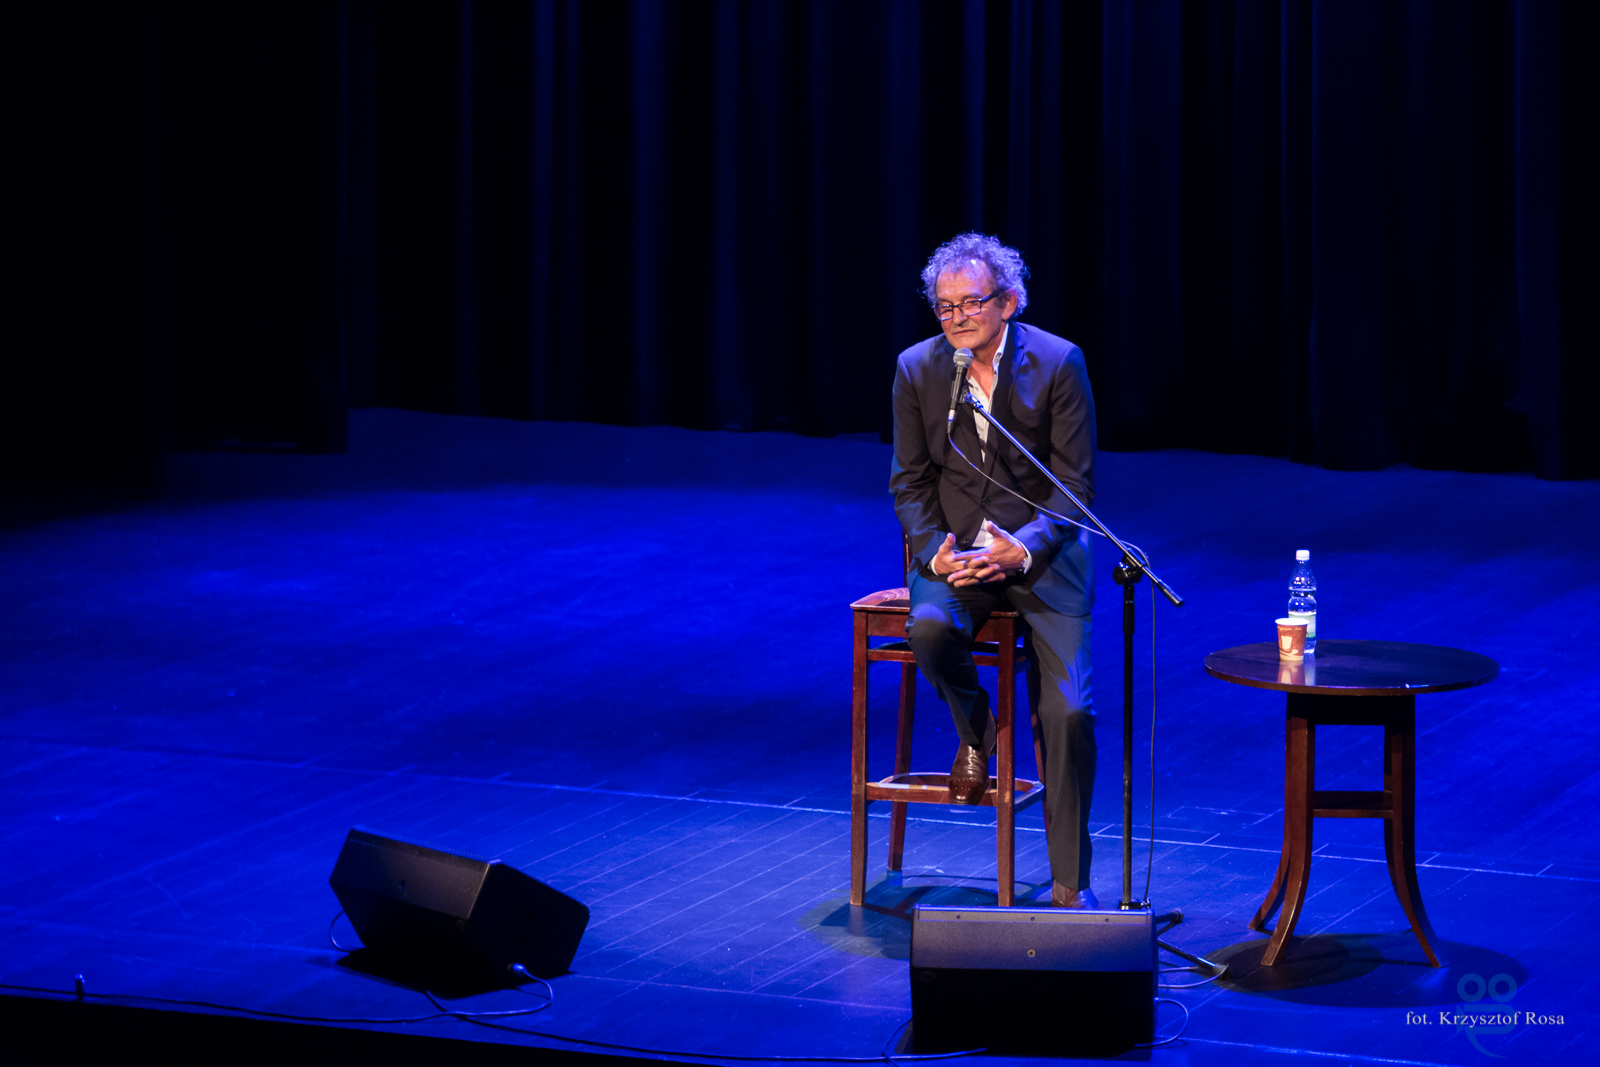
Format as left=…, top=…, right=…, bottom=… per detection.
left=803, top=872, right=1052, bottom=960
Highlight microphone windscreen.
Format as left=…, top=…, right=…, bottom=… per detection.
left=953, top=348, right=974, bottom=368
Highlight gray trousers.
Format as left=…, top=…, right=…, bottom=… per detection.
left=905, top=569, right=1097, bottom=891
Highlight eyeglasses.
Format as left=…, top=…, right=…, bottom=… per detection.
left=933, top=290, right=1004, bottom=321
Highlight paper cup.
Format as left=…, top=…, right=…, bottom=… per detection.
left=1276, top=617, right=1308, bottom=660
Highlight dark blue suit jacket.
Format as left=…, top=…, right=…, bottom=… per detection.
left=889, top=321, right=1098, bottom=616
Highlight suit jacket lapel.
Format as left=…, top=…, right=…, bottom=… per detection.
left=951, top=379, right=985, bottom=468
left=982, top=324, right=1021, bottom=481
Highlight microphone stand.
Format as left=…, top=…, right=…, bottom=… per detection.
left=963, top=391, right=1224, bottom=980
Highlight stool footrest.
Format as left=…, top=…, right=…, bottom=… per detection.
left=1311, top=790, right=1394, bottom=817
left=865, top=772, right=1044, bottom=812
left=866, top=640, right=1023, bottom=667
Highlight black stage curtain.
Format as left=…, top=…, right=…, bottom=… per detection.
left=4, top=1, right=1595, bottom=492
left=4, top=2, right=345, bottom=494
left=338, top=0, right=1108, bottom=442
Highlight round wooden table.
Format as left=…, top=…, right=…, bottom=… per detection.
left=1204, top=639, right=1498, bottom=966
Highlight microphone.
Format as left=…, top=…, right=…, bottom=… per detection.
left=947, top=348, right=973, bottom=426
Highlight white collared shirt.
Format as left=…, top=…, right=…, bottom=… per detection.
left=963, top=324, right=1028, bottom=568
left=967, top=323, right=1009, bottom=460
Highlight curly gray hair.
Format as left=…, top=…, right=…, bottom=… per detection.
left=920, top=233, right=1030, bottom=316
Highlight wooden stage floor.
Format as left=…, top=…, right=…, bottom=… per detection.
left=3, top=410, right=1596, bottom=1064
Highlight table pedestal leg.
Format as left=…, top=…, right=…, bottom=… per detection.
left=1256, top=711, right=1314, bottom=966
left=1252, top=692, right=1441, bottom=967
left=1384, top=707, right=1442, bottom=966
left=1250, top=711, right=1302, bottom=932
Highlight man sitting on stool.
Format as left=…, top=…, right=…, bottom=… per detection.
left=889, top=233, right=1100, bottom=909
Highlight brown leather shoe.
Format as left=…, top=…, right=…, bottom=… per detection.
left=1052, top=883, right=1100, bottom=909
left=948, top=715, right=996, bottom=805
left=948, top=743, right=988, bottom=805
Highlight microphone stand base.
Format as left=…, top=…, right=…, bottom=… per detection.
left=1151, top=908, right=1229, bottom=980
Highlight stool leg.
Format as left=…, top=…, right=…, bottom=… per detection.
left=850, top=613, right=869, bottom=907
left=1025, top=648, right=1051, bottom=835
left=1260, top=712, right=1314, bottom=965
left=887, top=662, right=916, bottom=872
left=1384, top=703, right=1442, bottom=966
left=995, top=630, right=1017, bottom=907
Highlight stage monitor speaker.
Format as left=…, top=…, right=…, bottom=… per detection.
left=909, top=905, right=1155, bottom=1055
left=329, top=828, right=589, bottom=983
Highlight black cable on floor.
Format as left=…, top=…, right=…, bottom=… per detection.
left=0, top=981, right=445, bottom=1025
left=1134, top=998, right=1190, bottom=1047
left=1, top=978, right=983, bottom=1065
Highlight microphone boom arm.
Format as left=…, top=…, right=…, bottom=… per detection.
left=963, top=389, right=1183, bottom=607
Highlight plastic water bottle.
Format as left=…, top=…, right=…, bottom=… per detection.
left=1288, top=550, right=1317, bottom=654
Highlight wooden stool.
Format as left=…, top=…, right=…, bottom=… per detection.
left=849, top=572, right=1045, bottom=908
